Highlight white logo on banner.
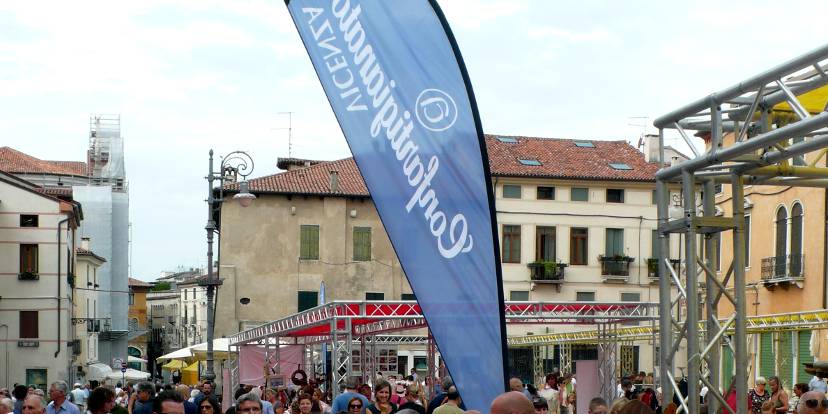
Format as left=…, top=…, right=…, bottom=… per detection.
left=415, top=89, right=458, bottom=132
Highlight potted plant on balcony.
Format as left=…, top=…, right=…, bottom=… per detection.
left=598, top=255, right=634, bottom=276
left=18, top=271, right=39, bottom=280
left=527, top=260, right=566, bottom=281
left=647, top=258, right=659, bottom=278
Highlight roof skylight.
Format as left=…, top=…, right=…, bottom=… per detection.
left=497, top=136, right=518, bottom=143
left=518, top=158, right=542, bottom=166
left=609, top=163, right=633, bottom=170
left=574, top=141, right=595, bottom=148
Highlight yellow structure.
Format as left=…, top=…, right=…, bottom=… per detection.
left=128, top=278, right=152, bottom=371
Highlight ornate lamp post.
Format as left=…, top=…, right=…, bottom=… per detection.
left=202, top=149, right=255, bottom=381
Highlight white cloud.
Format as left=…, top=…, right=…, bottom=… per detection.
left=439, top=0, right=528, bottom=30
left=527, top=26, right=613, bottom=43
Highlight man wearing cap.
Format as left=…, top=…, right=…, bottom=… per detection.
left=69, top=385, right=86, bottom=413
left=398, top=386, right=425, bottom=414
left=331, top=378, right=369, bottom=414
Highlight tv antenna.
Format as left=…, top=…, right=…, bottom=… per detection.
left=273, top=112, right=293, bottom=158
left=628, top=116, right=650, bottom=149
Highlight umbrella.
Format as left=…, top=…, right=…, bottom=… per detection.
left=86, top=363, right=113, bottom=381
left=156, top=347, right=194, bottom=362
left=191, top=338, right=235, bottom=360
left=128, top=356, right=148, bottom=364
left=162, top=360, right=188, bottom=371
left=182, top=361, right=200, bottom=385
left=106, top=368, right=150, bottom=381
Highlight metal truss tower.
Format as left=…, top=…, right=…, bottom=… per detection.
left=655, top=43, right=828, bottom=414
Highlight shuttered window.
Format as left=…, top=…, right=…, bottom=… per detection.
left=760, top=333, right=775, bottom=378
left=353, top=227, right=371, bottom=261
left=605, top=229, right=624, bottom=256
left=299, top=225, right=320, bottom=260
left=779, top=332, right=793, bottom=389
left=570, top=228, right=588, bottom=265
left=798, top=331, right=815, bottom=383
left=20, top=244, right=38, bottom=273
left=20, top=311, right=38, bottom=338
left=502, top=225, right=521, bottom=263
left=536, top=226, right=556, bottom=262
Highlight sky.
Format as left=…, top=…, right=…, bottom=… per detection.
left=1, top=1, right=827, bottom=281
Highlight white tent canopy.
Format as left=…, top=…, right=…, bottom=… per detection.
left=86, top=363, right=113, bottom=381
left=191, top=338, right=234, bottom=354
left=128, top=355, right=148, bottom=364
left=106, top=368, right=150, bottom=381
left=156, top=346, right=194, bottom=362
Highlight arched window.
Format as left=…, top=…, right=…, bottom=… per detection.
left=775, top=206, right=788, bottom=277
left=791, top=203, right=804, bottom=276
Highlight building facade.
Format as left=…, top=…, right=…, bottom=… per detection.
left=0, top=171, right=81, bottom=389
left=74, top=238, right=106, bottom=382
left=178, top=276, right=207, bottom=348
left=216, top=136, right=683, bottom=378
left=128, top=278, right=151, bottom=371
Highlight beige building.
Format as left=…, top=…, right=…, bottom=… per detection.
left=74, top=238, right=106, bottom=380
left=216, top=136, right=685, bottom=377
left=0, top=171, right=81, bottom=389
left=178, top=276, right=207, bottom=347
left=713, top=130, right=826, bottom=388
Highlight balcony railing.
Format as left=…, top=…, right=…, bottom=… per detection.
left=761, top=254, right=804, bottom=282
left=599, top=255, right=634, bottom=280
left=527, top=261, right=567, bottom=283
left=647, top=258, right=681, bottom=280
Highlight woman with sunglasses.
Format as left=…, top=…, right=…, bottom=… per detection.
left=344, top=398, right=364, bottom=414
left=199, top=397, right=221, bottom=414
left=367, top=381, right=397, bottom=414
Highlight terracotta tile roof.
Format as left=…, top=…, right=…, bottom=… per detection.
left=76, top=247, right=107, bottom=263
left=0, top=147, right=87, bottom=177
left=129, top=277, right=152, bottom=287
left=485, top=135, right=659, bottom=182
left=36, top=187, right=74, bottom=197
left=229, top=136, right=657, bottom=196
left=229, top=157, right=369, bottom=197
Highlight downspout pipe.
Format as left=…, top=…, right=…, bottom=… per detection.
left=57, top=217, right=69, bottom=358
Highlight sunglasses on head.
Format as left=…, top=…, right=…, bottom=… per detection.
left=805, top=399, right=828, bottom=409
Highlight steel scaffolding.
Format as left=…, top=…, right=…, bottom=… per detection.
left=654, top=43, right=828, bottom=414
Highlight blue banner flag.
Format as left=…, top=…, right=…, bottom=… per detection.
left=285, top=0, right=508, bottom=409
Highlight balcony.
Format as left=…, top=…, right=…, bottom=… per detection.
left=527, top=261, right=567, bottom=292
left=647, top=258, right=682, bottom=282
left=761, top=254, right=804, bottom=289
left=599, top=255, right=634, bottom=282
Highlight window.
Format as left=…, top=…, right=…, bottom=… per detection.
left=129, top=293, right=135, bottom=306
left=184, top=290, right=188, bottom=300
left=715, top=183, right=723, bottom=194
left=19, top=244, right=38, bottom=274
left=609, top=163, right=633, bottom=170
left=714, top=232, right=721, bottom=271
left=510, top=291, right=529, bottom=301
left=20, top=311, right=38, bottom=338
left=503, top=185, right=521, bottom=199
left=744, top=215, right=751, bottom=266
left=299, top=225, right=320, bottom=260
left=571, top=188, right=589, bottom=202
left=20, top=215, right=38, bottom=227
left=574, top=141, right=594, bottom=148
left=518, top=158, right=542, bottom=166
left=606, top=189, right=625, bottom=203
left=25, top=369, right=47, bottom=392
left=651, top=229, right=660, bottom=258
left=353, top=227, right=372, bottom=261
left=365, top=292, right=385, bottom=301
left=775, top=206, right=788, bottom=261
left=576, top=292, right=595, bottom=302
left=535, top=226, right=556, bottom=262
left=605, top=228, right=624, bottom=257
left=537, top=186, right=555, bottom=200
left=502, top=225, right=521, bottom=263
left=791, top=203, right=804, bottom=276
left=570, top=228, right=588, bottom=265
left=297, top=291, right=318, bottom=312
left=497, top=136, right=518, bottom=143
left=652, top=190, right=657, bottom=205
left=793, top=137, right=806, bottom=166
left=401, top=293, right=416, bottom=301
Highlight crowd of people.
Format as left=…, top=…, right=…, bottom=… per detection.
left=2, top=372, right=828, bottom=414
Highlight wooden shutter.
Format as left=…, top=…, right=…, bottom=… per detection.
left=760, top=333, right=775, bottom=378
left=19, top=311, right=38, bottom=338
left=798, top=331, right=815, bottom=383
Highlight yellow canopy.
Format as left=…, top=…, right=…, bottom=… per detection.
left=162, top=360, right=188, bottom=371
left=182, top=361, right=200, bottom=385
left=774, top=84, right=828, bottom=115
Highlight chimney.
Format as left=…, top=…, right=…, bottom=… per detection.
left=643, top=134, right=660, bottom=163
left=329, top=170, right=339, bottom=192
left=81, top=237, right=90, bottom=250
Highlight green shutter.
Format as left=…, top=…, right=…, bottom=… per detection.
left=300, top=225, right=319, bottom=260
left=606, top=229, right=624, bottom=256
left=760, top=333, right=775, bottom=378
left=798, top=331, right=815, bottom=383
left=779, top=332, right=793, bottom=389
left=353, top=227, right=371, bottom=261
left=722, top=344, right=734, bottom=390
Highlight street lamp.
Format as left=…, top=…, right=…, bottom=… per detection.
left=202, top=149, right=255, bottom=382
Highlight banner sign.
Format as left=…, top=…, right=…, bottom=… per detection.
left=285, top=0, right=507, bottom=410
